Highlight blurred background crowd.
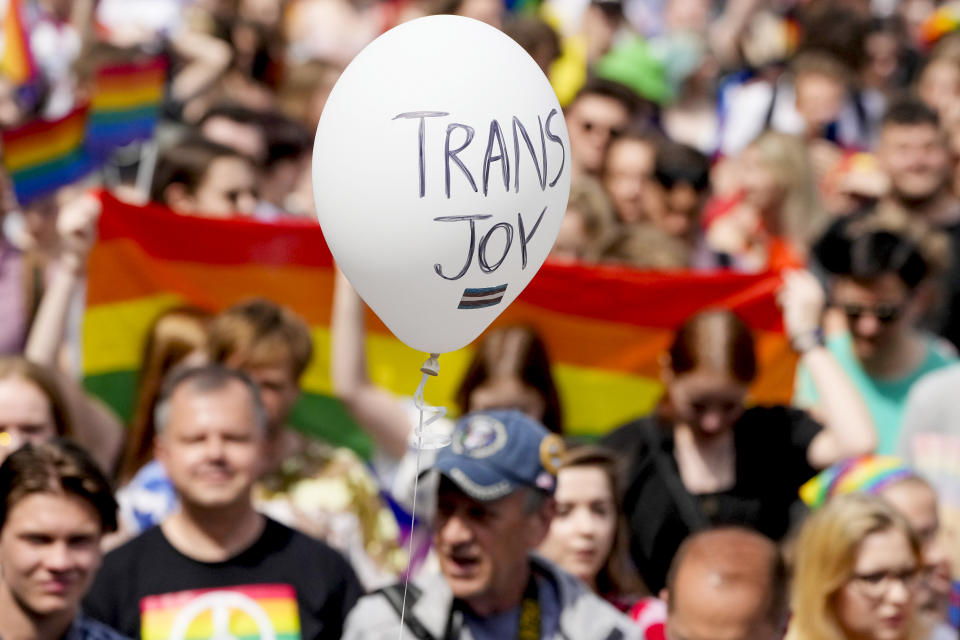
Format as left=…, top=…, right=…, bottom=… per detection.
left=4, top=0, right=960, bottom=639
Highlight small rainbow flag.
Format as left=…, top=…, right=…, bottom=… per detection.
left=922, top=5, right=960, bottom=48
left=0, top=0, right=35, bottom=86
left=799, top=455, right=913, bottom=509
left=140, top=583, right=301, bottom=640
left=83, top=193, right=797, bottom=456
left=1, top=104, right=94, bottom=205
left=85, top=56, right=167, bottom=159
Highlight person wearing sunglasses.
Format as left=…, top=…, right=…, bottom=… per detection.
left=602, top=269, right=876, bottom=594
left=788, top=493, right=925, bottom=640
left=794, top=204, right=956, bottom=455
left=564, top=77, right=636, bottom=179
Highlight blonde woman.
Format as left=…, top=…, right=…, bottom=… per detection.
left=706, top=131, right=827, bottom=272
left=788, top=493, right=925, bottom=640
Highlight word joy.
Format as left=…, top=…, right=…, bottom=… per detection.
left=393, top=109, right=566, bottom=198
left=434, top=207, right=546, bottom=281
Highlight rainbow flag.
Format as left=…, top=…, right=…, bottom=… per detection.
left=140, top=583, right=301, bottom=640
left=1, top=104, right=94, bottom=205
left=922, top=5, right=960, bottom=47
left=85, top=56, right=166, bottom=159
left=84, top=193, right=797, bottom=456
left=0, top=0, right=35, bottom=85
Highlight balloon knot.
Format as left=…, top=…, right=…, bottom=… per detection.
left=420, top=353, right=440, bottom=376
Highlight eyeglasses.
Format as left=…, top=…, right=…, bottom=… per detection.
left=849, top=567, right=921, bottom=599
left=833, top=301, right=907, bottom=325
left=580, top=120, right=623, bottom=139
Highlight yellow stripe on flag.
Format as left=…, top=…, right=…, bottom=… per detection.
left=554, top=364, right=663, bottom=435
left=83, top=294, right=668, bottom=435
left=2, top=121, right=86, bottom=172
left=83, top=294, right=183, bottom=375
left=91, top=84, right=164, bottom=111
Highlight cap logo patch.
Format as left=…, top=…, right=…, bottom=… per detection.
left=452, top=415, right=508, bottom=459
left=535, top=471, right=556, bottom=492
left=539, top=434, right=565, bottom=474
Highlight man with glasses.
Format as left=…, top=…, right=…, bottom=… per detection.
left=564, top=78, right=636, bottom=178
left=794, top=203, right=956, bottom=454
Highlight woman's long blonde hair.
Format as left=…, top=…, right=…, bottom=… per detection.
left=787, top=494, right=925, bottom=640
left=747, top=131, right=827, bottom=246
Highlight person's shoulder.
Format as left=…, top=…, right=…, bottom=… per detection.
left=740, top=404, right=797, bottom=420
left=343, top=573, right=449, bottom=640
left=907, top=363, right=960, bottom=405
left=922, top=336, right=959, bottom=370
left=737, top=405, right=815, bottom=438
left=341, top=589, right=403, bottom=639
left=533, top=557, right=642, bottom=640
left=71, top=613, right=134, bottom=640
left=101, top=525, right=165, bottom=566
left=600, top=414, right=658, bottom=450
left=260, top=518, right=356, bottom=573
left=724, top=77, right=774, bottom=107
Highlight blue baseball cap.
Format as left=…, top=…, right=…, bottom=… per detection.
left=429, top=410, right=565, bottom=502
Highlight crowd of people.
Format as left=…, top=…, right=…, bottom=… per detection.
left=3, top=0, right=960, bottom=639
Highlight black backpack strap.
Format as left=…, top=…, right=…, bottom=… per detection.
left=762, top=79, right=778, bottom=130
left=377, top=584, right=439, bottom=640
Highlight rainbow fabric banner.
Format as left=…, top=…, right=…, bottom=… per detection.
left=84, top=193, right=797, bottom=456
left=1, top=105, right=94, bottom=205
left=85, top=57, right=166, bottom=159
left=0, top=0, right=35, bottom=85
left=140, top=583, right=301, bottom=640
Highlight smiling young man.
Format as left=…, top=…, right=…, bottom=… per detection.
left=0, top=439, right=129, bottom=640
left=83, top=365, right=361, bottom=640
left=875, top=98, right=960, bottom=352
left=795, top=204, right=956, bottom=454
left=343, top=410, right=640, bottom=640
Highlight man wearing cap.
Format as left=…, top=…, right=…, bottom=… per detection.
left=342, top=410, right=640, bottom=640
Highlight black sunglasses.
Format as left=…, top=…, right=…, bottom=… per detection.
left=834, top=301, right=906, bottom=325
left=581, top=120, right=624, bottom=138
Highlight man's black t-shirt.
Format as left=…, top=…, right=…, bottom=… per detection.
left=82, top=518, right=362, bottom=640
left=601, top=406, right=822, bottom=593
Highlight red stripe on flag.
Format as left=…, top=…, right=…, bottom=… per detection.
left=1, top=105, right=88, bottom=147
left=93, top=192, right=786, bottom=332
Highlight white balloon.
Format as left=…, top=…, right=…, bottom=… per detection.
left=313, top=15, right=571, bottom=354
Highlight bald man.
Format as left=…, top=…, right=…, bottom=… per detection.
left=664, top=528, right=787, bottom=640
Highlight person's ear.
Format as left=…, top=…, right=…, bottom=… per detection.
left=526, top=496, right=556, bottom=548
left=154, top=432, right=168, bottom=467
left=909, top=282, right=936, bottom=319
left=163, top=183, right=195, bottom=213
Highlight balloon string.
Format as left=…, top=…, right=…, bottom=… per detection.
left=398, top=361, right=446, bottom=640
left=413, top=370, right=447, bottom=430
